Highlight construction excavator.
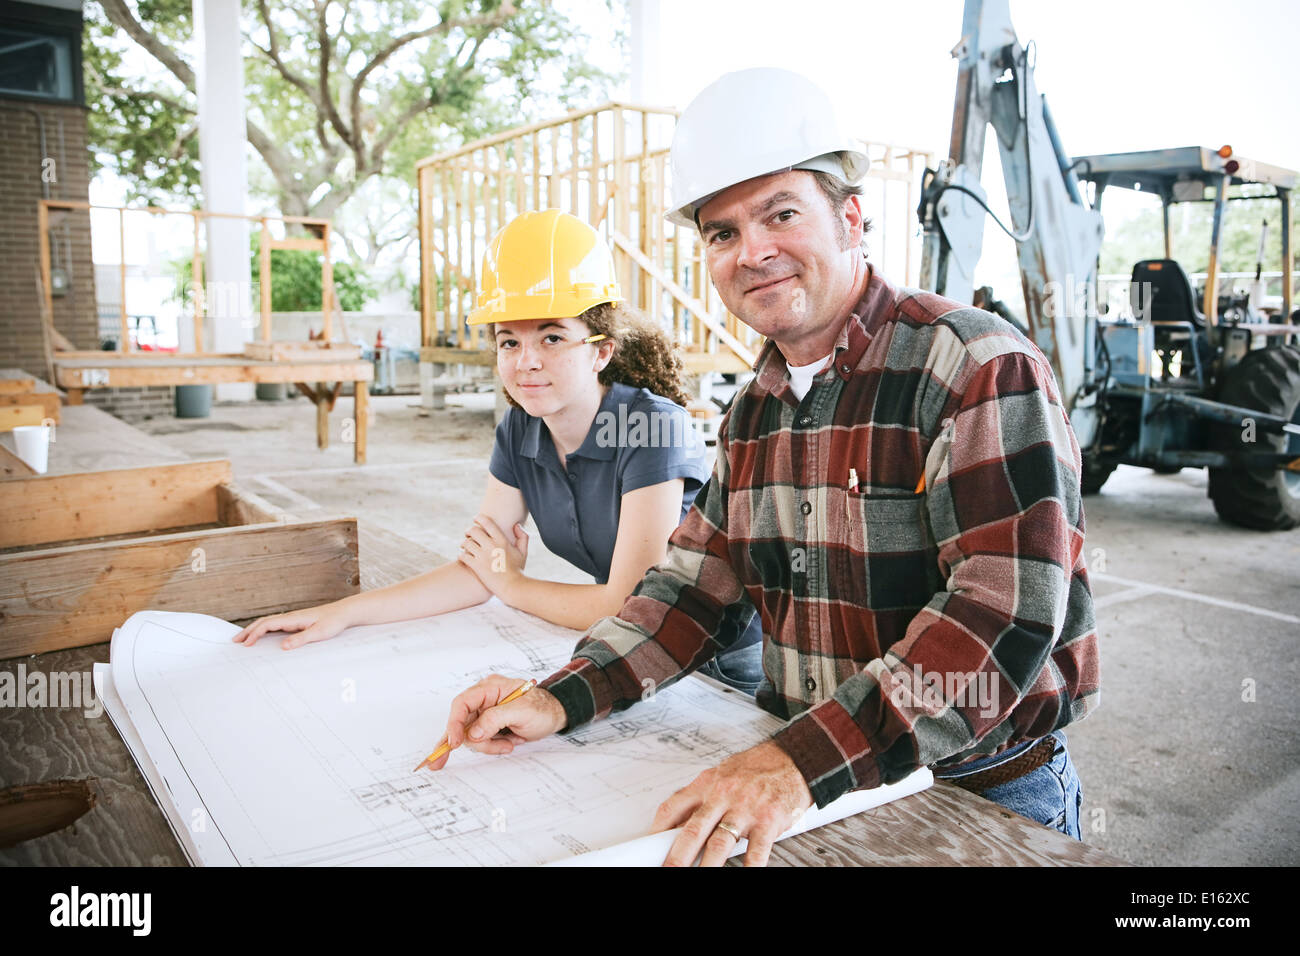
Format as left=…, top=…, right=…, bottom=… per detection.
left=918, top=0, right=1300, bottom=529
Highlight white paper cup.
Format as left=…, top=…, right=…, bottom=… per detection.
left=13, top=424, right=50, bottom=474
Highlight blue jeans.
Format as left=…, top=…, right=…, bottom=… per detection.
left=698, top=640, right=764, bottom=696
left=697, top=609, right=765, bottom=696
left=940, top=732, right=1083, bottom=840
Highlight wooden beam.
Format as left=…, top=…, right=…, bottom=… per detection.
left=418, top=346, right=496, bottom=366
left=260, top=218, right=272, bottom=342
left=241, top=342, right=361, bottom=362
left=354, top=381, right=368, bottom=465
left=316, top=388, right=329, bottom=449
left=52, top=359, right=373, bottom=390
left=0, top=406, right=46, bottom=431
left=216, top=481, right=289, bottom=526
left=0, top=517, right=360, bottom=657
left=0, top=379, right=61, bottom=424
left=0, top=370, right=37, bottom=394
left=268, top=236, right=327, bottom=252
left=0, top=442, right=37, bottom=478
left=0, top=459, right=232, bottom=549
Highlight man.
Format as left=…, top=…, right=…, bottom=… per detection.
left=433, top=67, right=1100, bottom=867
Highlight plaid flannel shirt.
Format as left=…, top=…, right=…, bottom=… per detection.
left=538, top=268, right=1100, bottom=808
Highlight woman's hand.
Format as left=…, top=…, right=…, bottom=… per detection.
left=232, top=601, right=353, bottom=650
left=458, top=514, right=529, bottom=598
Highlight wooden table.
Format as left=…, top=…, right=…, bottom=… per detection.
left=51, top=352, right=373, bottom=463
left=0, top=417, right=1123, bottom=867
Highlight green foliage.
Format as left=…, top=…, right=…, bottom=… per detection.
left=1100, top=187, right=1298, bottom=280
left=86, top=0, right=623, bottom=216
left=167, top=236, right=373, bottom=312
left=83, top=8, right=201, bottom=204
left=250, top=235, right=372, bottom=311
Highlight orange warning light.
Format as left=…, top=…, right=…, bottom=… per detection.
left=1217, top=144, right=1233, bottom=158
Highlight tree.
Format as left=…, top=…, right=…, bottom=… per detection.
left=85, top=0, right=621, bottom=225
left=1100, top=186, right=1297, bottom=283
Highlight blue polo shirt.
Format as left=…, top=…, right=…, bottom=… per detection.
left=489, top=383, right=711, bottom=584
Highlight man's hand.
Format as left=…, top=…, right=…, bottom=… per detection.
left=427, top=674, right=566, bottom=770
left=458, top=515, right=529, bottom=598
left=650, top=740, right=813, bottom=867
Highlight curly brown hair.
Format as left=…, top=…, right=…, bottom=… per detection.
left=493, top=302, right=691, bottom=409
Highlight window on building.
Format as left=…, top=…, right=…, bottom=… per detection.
left=0, top=27, right=75, bottom=101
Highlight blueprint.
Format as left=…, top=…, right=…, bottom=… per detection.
left=98, top=603, right=931, bottom=866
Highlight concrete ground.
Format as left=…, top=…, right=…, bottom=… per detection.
left=136, top=391, right=1300, bottom=867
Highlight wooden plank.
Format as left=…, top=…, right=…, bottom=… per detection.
left=0, top=516, right=360, bottom=657
left=418, top=167, right=432, bottom=348
left=0, top=370, right=37, bottom=394
left=0, top=406, right=47, bottom=430
left=357, top=523, right=441, bottom=587
left=0, top=644, right=189, bottom=865
left=354, top=381, right=368, bottom=465
left=0, top=460, right=231, bottom=549
left=241, top=341, right=362, bottom=362
left=757, top=782, right=1125, bottom=867
left=216, top=482, right=289, bottom=526
left=259, top=218, right=272, bottom=342
left=0, top=385, right=61, bottom=424
left=268, top=236, right=326, bottom=252
left=316, top=388, right=329, bottom=450
left=0, top=443, right=37, bottom=478
left=52, top=359, right=373, bottom=390
left=418, top=346, right=495, bottom=367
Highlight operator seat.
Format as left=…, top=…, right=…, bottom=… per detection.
left=1130, top=259, right=1205, bottom=327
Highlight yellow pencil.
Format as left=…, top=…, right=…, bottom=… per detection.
left=413, top=678, right=537, bottom=773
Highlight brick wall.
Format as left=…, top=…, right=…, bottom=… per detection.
left=0, top=99, right=98, bottom=378
left=84, top=386, right=176, bottom=422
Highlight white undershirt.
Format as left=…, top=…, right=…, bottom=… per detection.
left=786, top=352, right=834, bottom=402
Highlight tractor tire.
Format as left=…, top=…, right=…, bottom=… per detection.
left=1207, top=345, right=1300, bottom=530
left=1080, top=455, right=1117, bottom=495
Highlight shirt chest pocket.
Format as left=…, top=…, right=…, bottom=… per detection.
left=833, top=491, right=939, bottom=612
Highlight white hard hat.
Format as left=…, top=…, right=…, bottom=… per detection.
left=666, top=67, right=870, bottom=229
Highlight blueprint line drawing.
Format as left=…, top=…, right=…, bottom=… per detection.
left=99, top=601, right=931, bottom=866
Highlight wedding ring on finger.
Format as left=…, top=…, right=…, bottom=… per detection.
left=715, top=820, right=743, bottom=841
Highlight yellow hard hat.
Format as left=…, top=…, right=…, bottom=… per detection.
left=466, top=209, right=622, bottom=325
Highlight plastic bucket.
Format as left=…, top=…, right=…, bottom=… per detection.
left=255, top=382, right=287, bottom=401
left=175, top=384, right=213, bottom=418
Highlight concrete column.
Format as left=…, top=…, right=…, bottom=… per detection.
left=194, top=0, right=254, bottom=400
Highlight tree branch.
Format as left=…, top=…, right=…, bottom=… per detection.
left=317, top=1, right=356, bottom=157
left=169, top=122, right=198, bottom=160
left=346, top=4, right=519, bottom=169
left=91, top=75, right=196, bottom=116
left=98, top=0, right=195, bottom=90
left=252, top=0, right=320, bottom=106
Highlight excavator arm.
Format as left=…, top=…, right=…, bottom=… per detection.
left=919, top=0, right=1105, bottom=442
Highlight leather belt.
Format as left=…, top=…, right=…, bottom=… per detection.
left=937, top=736, right=1058, bottom=793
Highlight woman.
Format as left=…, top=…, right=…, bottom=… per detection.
left=234, top=209, right=763, bottom=692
